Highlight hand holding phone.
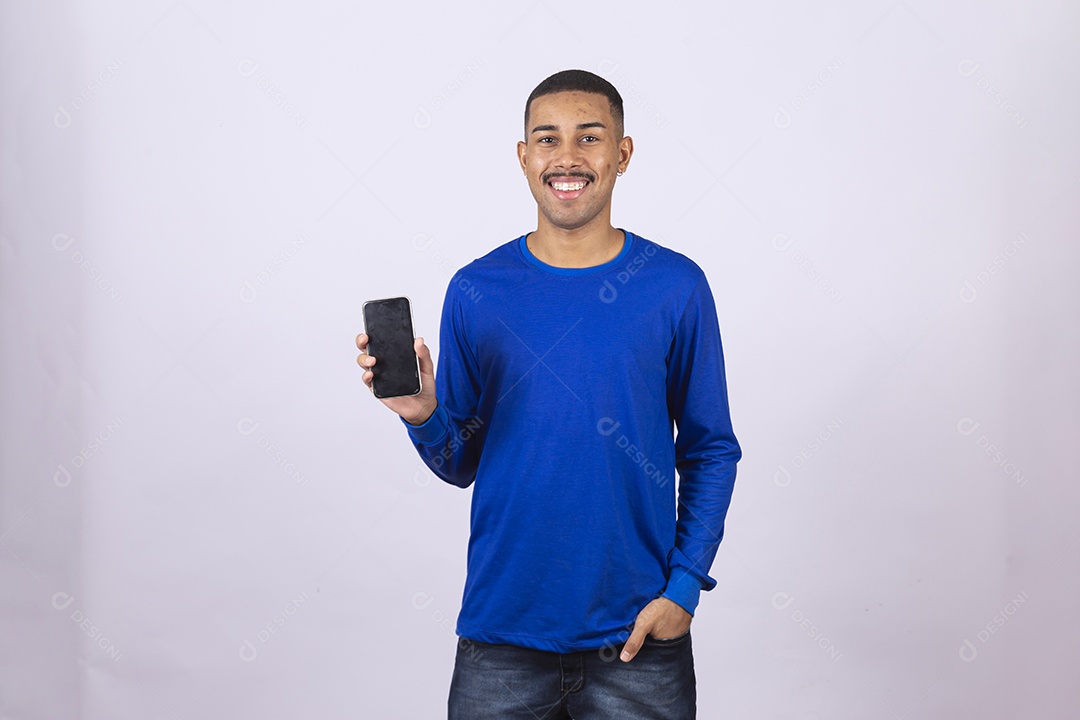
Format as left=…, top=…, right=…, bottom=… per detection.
left=362, top=296, right=421, bottom=398
left=357, top=297, right=438, bottom=424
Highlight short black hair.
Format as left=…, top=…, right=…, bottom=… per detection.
left=524, top=69, right=624, bottom=139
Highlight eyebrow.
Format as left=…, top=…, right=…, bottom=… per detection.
left=530, top=121, right=607, bottom=134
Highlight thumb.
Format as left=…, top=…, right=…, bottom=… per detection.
left=415, top=337, right=434, bottom=375
left=620, top=621, right=650, bottom=663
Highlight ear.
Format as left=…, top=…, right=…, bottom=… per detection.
left=618, top=135, right=634, bottom=174
left=517, top=139, right=528, bottom=175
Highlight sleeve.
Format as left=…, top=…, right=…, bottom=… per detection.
left=659, top=271, right=742, bottom=616
left=400, top=276, right=485, bottom=488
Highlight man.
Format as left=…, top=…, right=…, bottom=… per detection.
left=356, top=69, right=740, bottom=719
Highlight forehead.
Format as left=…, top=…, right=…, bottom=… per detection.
left=528, top=91, right=614, bottom=125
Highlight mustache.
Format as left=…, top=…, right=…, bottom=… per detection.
left=541, top=171, right=596, bottom=184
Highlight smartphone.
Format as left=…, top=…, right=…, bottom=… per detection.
left=362, top=296, right=422, bottom=398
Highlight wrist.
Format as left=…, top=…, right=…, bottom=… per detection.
left=661, top=568, right=704, bottom=617
left=404, top=402, right=437, bottom=426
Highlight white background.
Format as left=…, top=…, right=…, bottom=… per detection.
left=2, top=1, right=1078, bottom=718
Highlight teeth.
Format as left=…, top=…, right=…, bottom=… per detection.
left=551, top=181, right=587, bottom=191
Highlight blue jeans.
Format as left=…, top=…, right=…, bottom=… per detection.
left=447, top=632, right=696, bottom=719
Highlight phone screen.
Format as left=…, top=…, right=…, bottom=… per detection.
left=363, top=297, right=421, bottom=398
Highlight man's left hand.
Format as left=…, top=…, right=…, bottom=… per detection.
left=619, top=596, right=692, bottom=662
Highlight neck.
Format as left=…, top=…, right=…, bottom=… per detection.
left=527, top=214, right=624, bottom=269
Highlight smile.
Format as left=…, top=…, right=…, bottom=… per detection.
left=546, top=175, right=591, bottom=201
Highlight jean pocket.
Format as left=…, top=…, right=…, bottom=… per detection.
left=643, top=629, right=691, bottom=647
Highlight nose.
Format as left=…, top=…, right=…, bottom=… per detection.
left=553, top=140, right=583, bottom=170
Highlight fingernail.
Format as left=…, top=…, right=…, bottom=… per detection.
left=620, top=651, right=630, bottom=662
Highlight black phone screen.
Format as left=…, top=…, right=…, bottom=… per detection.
left=362, top=297, right=421, bottom=398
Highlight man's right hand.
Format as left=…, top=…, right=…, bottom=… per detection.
left=356, top=333, right=438, bottom=426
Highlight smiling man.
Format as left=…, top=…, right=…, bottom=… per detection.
left=356, top=69, right=741, bottom=719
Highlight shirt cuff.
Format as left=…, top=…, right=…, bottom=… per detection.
left=661, top=566, right=705, bottom=617
left=401, top=404, right=449, bottom=445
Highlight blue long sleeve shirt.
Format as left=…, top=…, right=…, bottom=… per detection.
left=403, top=230, right=741, bottom=653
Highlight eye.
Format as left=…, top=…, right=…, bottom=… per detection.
left=581, top=135, right=600, bottom=143
left=537, top=136, right=556, bottom=144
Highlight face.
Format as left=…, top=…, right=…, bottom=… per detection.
left=518, top=91, right=633, bottom=233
